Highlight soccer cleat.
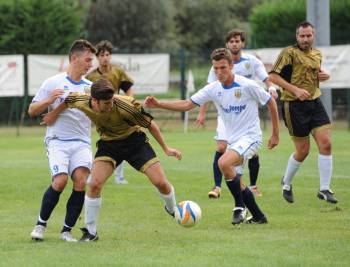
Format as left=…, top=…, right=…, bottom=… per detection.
left=250, top=185, right=262, bottom=197
left=246, top=215, right=268, bottom=224
left=317, top=189, right=338, bottom=204
left=232, top=207, right=247, bottom=225
left=79, top=227, right=99, bottom=242
left=31, top=225, right=46, bottom=241
left=165, top=206, right=175, bottom=217
left=60, top=231, right=78, bottom=242
left=115, top=177, right=129, bottom=184
left=208, top=186, right=221, bottom=199
left=281, top=177, right=294, bottom=203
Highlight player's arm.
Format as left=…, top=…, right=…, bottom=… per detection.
left=144, top=96, right=196, bottom=111
left=125, top=87, right=134, bottom=97
left=148, top=120, right=182, bottom=160
left=266, top=97, right=279, bottom=149
left=269, top=72, right=310, bottom=101
left=28, top=89, right=64, bottom=117
left=318, top=69, right=330, bottom=82
left=264, top=78, right=278, bottom=100
left=40, top=102, right=68, bottom=126
left=195, top=102, right=208, bottom=126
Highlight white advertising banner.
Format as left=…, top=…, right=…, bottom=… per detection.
left=28, top=54, right=169, bottom=96
left=0, top=55, right=24, bottom=96
left=249, top=44, right=350, bottom=89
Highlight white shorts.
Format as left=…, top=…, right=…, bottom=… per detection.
left=46, top=139, right=92, bottom=178
left=227, top=135, right=262, bottom=175
left=214, top=115, right=227, bottom=141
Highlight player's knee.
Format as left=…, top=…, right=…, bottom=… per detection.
left=319, top=139, right=332, bottom=154
left=216, top=143, right=227, bottom=153
left=73, top=178, right=86, bottom=191
left=52, top=178, right=68, bottom=191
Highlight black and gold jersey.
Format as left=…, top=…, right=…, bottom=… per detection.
left=270, top=44, right=322, bottom=101
left=65, top=93, right=153, bottom=141
left=86, top=64, right=134, bottom=94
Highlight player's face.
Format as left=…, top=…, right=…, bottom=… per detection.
left=75, top=50, right=94, bottom=75
left=97, top=51, right=112, bottom=67
left=96, top=98, right=114, bottom=113
left=226, top=36, right=244, bottom=55
left=212, top=59, right=233, bottom=84
left=296, top=26, right=314, bottom=51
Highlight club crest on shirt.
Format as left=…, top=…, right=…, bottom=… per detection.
left=245, top=63, right=251, bottom=70
left=234, top=88, right=241, bottom=98
left=84, top=85, right=91, bottom=94
left=217, top=91, right=222, bottom=97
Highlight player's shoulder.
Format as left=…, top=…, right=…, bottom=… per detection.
left=111, top=64, right=127, bottom=74
left=235, top=74, right=255, bottom=85
left=41, top=72, right=66, bottom=89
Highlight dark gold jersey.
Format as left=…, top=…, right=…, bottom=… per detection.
left=270, top=44, right=322, bottom=101
left=65, top=93, right=153, bottom=141
left=86, top=64, right=134, bottom=94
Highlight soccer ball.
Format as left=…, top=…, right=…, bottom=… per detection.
left=174, top=200, right=202, bottom=227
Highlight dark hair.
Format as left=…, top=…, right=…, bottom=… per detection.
left=210, top=48, right=232, bottom=64
left=296, top=21, right=314, bottom=34
left=225, top=28, right=245, bottom=43
left=91, top=79, right=115, bottom=100
left=95, top=40, right=113, bottom=55
left=68, top=39, right=96, bottom=61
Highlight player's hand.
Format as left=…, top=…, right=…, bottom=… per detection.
left=48, top=89, right=64, bottom=104
left=294, top=87, right=310, bottom=101
left=195, top=113, right=206, bottom=126
left=267, top=134, right=279, bottom=149
left=269, top=89, right=279, bottom=100
left=144, top=96, right=159, bottom=108
left=318, top=69, right=330, bottom=82
left=165, top=147, right=182, bottom=160
left=40, top=111, right=58, bottom=126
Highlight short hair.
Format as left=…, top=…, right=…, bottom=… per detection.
left=95, top=40, right=113, bottom=55
left=210, top=48, right=232, bottom=64
left=296, top=21, right=314, bottom=34
left=91, top=79, right=115, bottom=100
left=225, top=28, right=245, bottom=43
left=68, top=39, right=96, bottom=61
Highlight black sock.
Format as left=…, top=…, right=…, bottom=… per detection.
left=37, top=186, right=62, bottom=226
left=242, top=187, right=264, bottom=219
left=248, top=155, right=260, bottom=186
left=62, top=190, right=85, bottom=232
left=225, top=175, right=245, bottom=208
left=213, top=151, right=224, bottom=187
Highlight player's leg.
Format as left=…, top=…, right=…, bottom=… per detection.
left=114, top=161, right=128, bottom=184
left=248, top=154, right=261, bottom=196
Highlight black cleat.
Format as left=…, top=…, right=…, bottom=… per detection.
left=79, top=227, right=98, bottom=242
left=232, top=207, right=246, bottom=225
left=317, top=189, right=338, bottom=204
left=246, top=215, right=268, bottom=224
left=281, top=177, right=294, bottom=203
left=165, top=206, right=175, bottom=217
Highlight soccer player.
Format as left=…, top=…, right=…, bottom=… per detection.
left=145, top=48, right=279, bottom=224
left=269, top=21, right=337, bottom=204
left=86, top=40, right=134, bottom=185
left=28, top=39, right=96, bottom=242
left=196, top=29, right=278, bottom=199
left=41, top=79, right=181, bottom=241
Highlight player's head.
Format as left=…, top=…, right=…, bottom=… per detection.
left=91, top=79, right=115, bottom=112
left=225, top=29, right=245, bottom=55
left=95, top=40, right=113, bottom=67
left=211, top=48, right=233, bottom=84
left=296, top=21, right=315, bottom=51
left=68, top=39, right=96, bottom=75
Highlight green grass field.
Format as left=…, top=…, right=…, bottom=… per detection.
left=0, top=124, right=349, bottom=267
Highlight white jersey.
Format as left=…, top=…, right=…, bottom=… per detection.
left=32, top=72, right=92, bottom=144
left=191, top=75, right=271, bottom=144
left=207, top=53, right=268, bottom=83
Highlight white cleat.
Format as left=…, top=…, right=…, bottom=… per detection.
left=60, top=231, right=78, bottom=242
left=31, top=225, right=45, bottom=241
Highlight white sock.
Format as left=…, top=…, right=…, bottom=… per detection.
left=86, top=174, right=92, bottom=184
left=318, top=154, right=333, bottom=191
left=84, top=196, right=102, bottom=235
left=159, top=185, right=176, bottom=214
left=115, top=162, right=124, bottom=180
left=283, top=154, right=302, bottom=187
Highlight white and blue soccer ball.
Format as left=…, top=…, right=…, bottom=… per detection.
left=174, top=200, right=202, bottom=227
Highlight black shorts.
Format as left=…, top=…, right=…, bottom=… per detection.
left=95, top=131, right=158, bottom=172
left=282, top=98, right=331, bottom=138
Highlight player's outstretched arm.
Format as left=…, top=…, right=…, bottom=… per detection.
left=144, top=96, right=196, bottom=112
left=195, top=103, right=208, bottom=126
left=266, top=98, right=279, bottom=149
left=28, top=89, right=64, bottom=117
left=148, top=120, right=182, bottom=160
left=264, top=79, right=279, bottom=100
left=40, top=102, right=68, bottom=126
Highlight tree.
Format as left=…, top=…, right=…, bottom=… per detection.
left=0, top=0, right=83, bottom=54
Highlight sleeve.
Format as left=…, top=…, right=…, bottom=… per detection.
left=252, top=57, right=268, bottom=82
left=270, top=48, right=292, bottom=75
left=32, top=78, right=53, bottom=103
left=247, top=80, right=271, bottom=106
left=65, top=92, right=90, bottom=108
left=118, top=69, right=134, bottom=93
left=118, top=97, right=153, bottom=128
left=207, top=67, right=217, bottom=83
left=190, top=84, right=213, bottom=106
